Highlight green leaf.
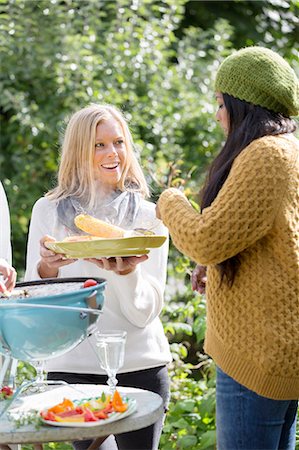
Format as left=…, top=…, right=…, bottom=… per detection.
left=171, top=417, right=190, bottom=429
left=199, top=429, right=216, bottom=449
left=178, top=435, right=198, bottom=449
left=177, top=399, right=196, bottom=412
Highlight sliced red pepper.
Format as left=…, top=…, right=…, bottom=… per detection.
left=93, top=410, right=108, bottom=420
left=75, top=406, right=84, bottom=414
left=40, top=410, right=57, bottom=421
left=83, top=407, right=98, bottom=422
left=58, top=409, right=84, bottom=418
left=102, top=403, right=114, bottom=414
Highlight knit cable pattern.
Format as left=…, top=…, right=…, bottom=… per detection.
left=158, top=135, right=299, bottom=399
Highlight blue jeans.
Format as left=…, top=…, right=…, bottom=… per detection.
left=216, top=366, right=298, bottom=450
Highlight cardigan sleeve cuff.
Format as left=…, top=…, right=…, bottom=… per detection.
left=158, top=188, right=190, bottom=225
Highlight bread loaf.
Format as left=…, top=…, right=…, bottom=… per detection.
left=74, top=214, right=125, bottom=238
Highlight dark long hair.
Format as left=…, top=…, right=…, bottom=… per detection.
left=200, top=94, right=296, bottom=286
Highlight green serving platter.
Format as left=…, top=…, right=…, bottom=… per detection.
left=45, top=235, right=167, bottom=259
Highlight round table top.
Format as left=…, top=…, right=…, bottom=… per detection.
left=0, top=384, right=164, bottom=445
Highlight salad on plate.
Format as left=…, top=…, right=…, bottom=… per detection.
left=40, top=390, right=136, bottom=426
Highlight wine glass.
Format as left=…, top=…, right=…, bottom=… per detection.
left=94, top=330, right=127, bottom=395
left=28, top=359, right=47, bottom=393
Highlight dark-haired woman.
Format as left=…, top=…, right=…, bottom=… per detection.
left=156, top=46, right=299, bottom=449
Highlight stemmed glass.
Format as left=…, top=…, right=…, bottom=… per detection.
left=29, top=360, right=47, bottom=392
left=94, top=330, right=127, bottom=395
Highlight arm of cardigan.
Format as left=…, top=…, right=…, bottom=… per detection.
left=157, top=137, right=289, bottom=265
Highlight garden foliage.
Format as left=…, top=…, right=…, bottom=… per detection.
left=1, top=0, right=298, bottom=448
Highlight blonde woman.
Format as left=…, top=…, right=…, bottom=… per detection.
left=25, top=104, right=171, bottom=450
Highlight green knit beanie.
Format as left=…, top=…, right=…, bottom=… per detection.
left=215, top=46, right=299, bottom=117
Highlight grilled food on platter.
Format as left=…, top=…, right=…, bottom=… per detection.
left=74, top=214, right=125, bottom=238
left=63, top=235, right=102, bottom=242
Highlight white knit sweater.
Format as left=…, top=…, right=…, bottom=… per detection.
left=25, top=196, right=172, bottom=374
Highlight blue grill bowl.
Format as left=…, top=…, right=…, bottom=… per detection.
left=0, top=277, right=106, bottom=361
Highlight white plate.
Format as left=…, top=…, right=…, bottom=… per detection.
left=41, top=396, right=137, bottom=427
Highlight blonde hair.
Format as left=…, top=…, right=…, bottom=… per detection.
left=47, top=104, right=149, bottom=205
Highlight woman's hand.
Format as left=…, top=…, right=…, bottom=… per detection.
left=38, top=235, right=77, bottom=278
left=191, top=264, right=207, bottom=294
left=0, top=258, right=17, bottom=292
left=86, top=255, right=148, bottom=275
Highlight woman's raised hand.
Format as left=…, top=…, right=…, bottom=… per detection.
left=191, top=264, right=207, bottom=294
left=0, top=258, right=17, bottom=292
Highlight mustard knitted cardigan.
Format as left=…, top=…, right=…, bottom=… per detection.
left=158, top=134, right=299, bottom=400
